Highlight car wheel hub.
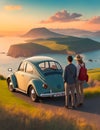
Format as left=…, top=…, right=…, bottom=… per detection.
left=31, top=89, right=35, bottom=94
left=9, top=82, right=13, bottom=86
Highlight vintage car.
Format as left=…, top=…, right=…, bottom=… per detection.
left=7, top=56, right=64, bottom=102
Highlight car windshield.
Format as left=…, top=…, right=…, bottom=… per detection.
left=39, top=61, right=62, bottom=73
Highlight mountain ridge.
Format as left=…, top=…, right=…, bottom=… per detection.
left=50, top=28, right=100, bottom=36
left=22, top=27, right=66, bottom=39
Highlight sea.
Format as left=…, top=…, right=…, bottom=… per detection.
left=0, top=37, right=100, bottom=77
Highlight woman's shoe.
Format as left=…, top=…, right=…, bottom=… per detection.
left=77, top=103, right=83, bottom=107
left=72, top=105, right=77, bottom=109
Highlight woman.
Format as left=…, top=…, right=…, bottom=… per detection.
left=74, top=54, right=86, bottom=106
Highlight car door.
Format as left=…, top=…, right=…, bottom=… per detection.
left=15, top=61, right=27, bottom=91
left=21, top=62, right=37, bottom=91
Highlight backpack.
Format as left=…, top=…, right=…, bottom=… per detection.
left=78, top=64, right=89, bottom=82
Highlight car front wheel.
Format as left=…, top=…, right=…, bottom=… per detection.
left=7, top=79, right=15, bottom=92
left=29, top=86, right=38, bottom=102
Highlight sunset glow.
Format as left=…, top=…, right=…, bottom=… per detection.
left=0, top=0, right=100, bottom=36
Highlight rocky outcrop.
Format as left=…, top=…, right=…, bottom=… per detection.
left=7, top=42, right=65, bottom=58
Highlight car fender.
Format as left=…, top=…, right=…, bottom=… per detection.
left=7, top=74, right=18, bottom=89
left=27, top=79, right=43, bottom=96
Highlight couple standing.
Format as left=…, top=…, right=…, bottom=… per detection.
left=64, top=54, right=86, bottom=109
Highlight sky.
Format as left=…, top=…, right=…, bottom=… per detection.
left=0, top=0, right=100, bottom=36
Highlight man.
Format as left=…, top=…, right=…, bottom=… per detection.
left=64, top=55, right=77, bottom=108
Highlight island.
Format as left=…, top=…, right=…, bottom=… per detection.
left=7, top=27, right=100, bottom=58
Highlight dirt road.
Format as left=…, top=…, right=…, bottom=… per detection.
left=14, top=92, right=100, bottom=129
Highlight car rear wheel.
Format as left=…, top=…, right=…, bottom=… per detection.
left=29, top=86, right=38, bottom=102
left=7, top=79, right=15, bottom=92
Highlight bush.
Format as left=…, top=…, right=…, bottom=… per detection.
left=0, top=75, right=6, bottom=80
left=88, top=68, right=100, bottom=87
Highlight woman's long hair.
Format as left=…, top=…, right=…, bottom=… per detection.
left=77, top=59, right=84, bottom=64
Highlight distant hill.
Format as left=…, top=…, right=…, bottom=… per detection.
left=51, top=28, right=100, bottom=41
left=22, top=27, right=66, bottom=39
left=7, top=36, right=100, bottom=58
left=51, top=28, right=92, bottom=37
left=92, top=31, right=100, bottom=37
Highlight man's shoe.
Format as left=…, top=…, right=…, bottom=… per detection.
left=65, top=105, right=69, bottom=109
left=72, top=105, right=77, bottom=109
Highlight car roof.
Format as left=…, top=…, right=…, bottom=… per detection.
left=24, top=56, right=57, bottom=64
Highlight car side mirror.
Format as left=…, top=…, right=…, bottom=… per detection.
left=8, top=68, right=12, bottom=72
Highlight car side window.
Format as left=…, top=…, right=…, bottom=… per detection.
left=18, top=62, right=26, bottom=71
left=39, top=62, right=49, bottom=70
left=49, top=62, right=57, bottom=70
left=39, top=61, right=62, bottom=71
left=26, top=63, right=34, bottom=74
left=55, top=62, right=62, bottom=70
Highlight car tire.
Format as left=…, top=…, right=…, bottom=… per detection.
left=7, top=79, right=15, bottom=92
left=29, top=86, right=38, bottom=102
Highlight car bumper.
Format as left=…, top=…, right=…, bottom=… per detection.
left=40, top=91, right=65, bottom=97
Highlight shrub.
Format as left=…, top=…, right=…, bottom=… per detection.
left=0, top=74, right=6, bottom=80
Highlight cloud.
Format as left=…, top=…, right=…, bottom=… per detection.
left=4, top=5, right=22, bottom=10
left=40, top=10, right=82, bottom=23
left=88, top=16, right=100, bottom=24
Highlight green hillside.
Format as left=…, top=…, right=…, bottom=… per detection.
left=31, top=37, right=100, bottom=53
left=29, top=40, right=68, bottom=51
left=8, top=36, right=100, bottom=58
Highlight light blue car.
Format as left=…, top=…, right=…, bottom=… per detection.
left=7, top=56, right=64, bottom=102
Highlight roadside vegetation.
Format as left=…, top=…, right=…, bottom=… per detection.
left=0, top=68, right=99, bottom=130
left=83, top=68, right=100, bottom=97
left=88, top=68, right=100, bottom=87
left=84, top=68, right=100, bottom=98
left=0, top=74, right=6, bottom=80
left=0, top=80, right=97, bottom=130
left=84, top=86, right=100, bottom=98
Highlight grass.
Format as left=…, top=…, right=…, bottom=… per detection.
left=88, top=68, right=100, bottom=81
left=84, top=86, right=100, bottom=98
left=87, top=68, right=100, bottom=87
left=31, top=40, right=68, bottom=51
left=83, top=68, right=100, bottom=98
left=0, top=80, right=96, bottom=130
